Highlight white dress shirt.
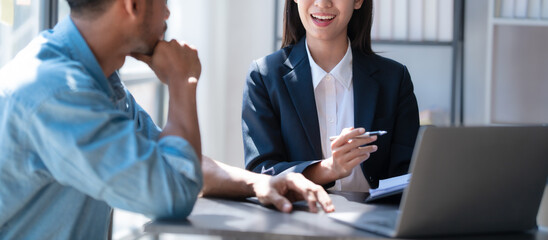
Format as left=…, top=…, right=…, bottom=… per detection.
left=305, top=39, right=370, bottom=192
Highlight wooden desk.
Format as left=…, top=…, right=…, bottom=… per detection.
left=144, top=189, right=548, bottom=240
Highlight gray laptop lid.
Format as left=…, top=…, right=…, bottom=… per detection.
left=395, top=126, right=548, bottom=237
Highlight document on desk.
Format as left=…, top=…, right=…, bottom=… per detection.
left=365, top=173, right=410, bottom=203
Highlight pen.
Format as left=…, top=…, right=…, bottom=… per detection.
left=329, top=130, right=387, bottom=141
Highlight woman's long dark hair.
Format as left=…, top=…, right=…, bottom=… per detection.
left=281, top=0, right=374, bottom=55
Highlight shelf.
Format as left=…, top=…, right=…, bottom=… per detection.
left=492, top=18, right=548, bottom=27
left=478, top=0, right=548, bottom=125
left=273, top=37, right=454, bottom=47
left=372, top=40, right=453, bottom=46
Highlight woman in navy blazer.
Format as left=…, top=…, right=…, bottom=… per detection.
left=242, top=0, right=419, bottom=189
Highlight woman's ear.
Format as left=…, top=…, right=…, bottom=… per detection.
left=354, top=0, right=364, bottom=9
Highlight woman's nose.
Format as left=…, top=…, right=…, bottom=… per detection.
left=315, top=0, right=333, bottom=8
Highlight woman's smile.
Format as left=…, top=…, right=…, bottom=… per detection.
left=311, top=13, right=336, bottom=27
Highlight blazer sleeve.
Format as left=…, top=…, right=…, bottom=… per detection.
left=242, top=61, right=318, bottom=176
left=388, top=65, right=420, bottom=177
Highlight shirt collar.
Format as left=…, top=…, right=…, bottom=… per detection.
left=52, top=16, right=124, bottom=102
left=305, top=38, right=353, bottom=90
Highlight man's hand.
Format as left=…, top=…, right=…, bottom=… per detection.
left=201, top=156, right=334, bottom=213
left=252, top=173, right=335, bottom=213
left=132, top=39, right=202, bottom=160
left=132, top=39, right=201, bottom=86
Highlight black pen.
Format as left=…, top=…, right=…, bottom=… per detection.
left=329, top=130, right=387, bottom=141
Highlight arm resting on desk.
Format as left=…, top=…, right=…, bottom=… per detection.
left=201, top=155, right=334, bottom=213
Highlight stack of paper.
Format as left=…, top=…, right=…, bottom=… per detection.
left=367, top=173, right=411, bottom=202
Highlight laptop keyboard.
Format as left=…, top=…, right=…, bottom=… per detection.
left=361, top=210, right=399, bottom=229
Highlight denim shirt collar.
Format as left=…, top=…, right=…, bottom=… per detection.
left=53, top=16, right=125, bottom=103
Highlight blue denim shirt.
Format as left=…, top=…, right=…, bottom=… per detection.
left=0, top=17, right=203, bottom=239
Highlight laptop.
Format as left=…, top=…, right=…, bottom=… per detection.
left=329, top=126, right=548, bottom=238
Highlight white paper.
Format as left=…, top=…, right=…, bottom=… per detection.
left=369, top=173, right=411, bottom=198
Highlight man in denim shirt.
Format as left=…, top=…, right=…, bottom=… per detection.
left=0, top=0, right=334, bottom=239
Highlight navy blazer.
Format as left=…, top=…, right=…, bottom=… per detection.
left=242, top=38, right=419, bottom=188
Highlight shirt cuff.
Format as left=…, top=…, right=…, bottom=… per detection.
left=158, top=136, right=202, bottom=184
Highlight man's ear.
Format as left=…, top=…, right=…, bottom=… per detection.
left=120, top=0, right=144, bottom=19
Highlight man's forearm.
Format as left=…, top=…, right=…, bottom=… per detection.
left=200, top=156, right=336, bottom=213
left=161, top=79, right=202, bottom=160
left=201, top=156, right=264, bottom=198
left=134, top=40, right=202, bottom=161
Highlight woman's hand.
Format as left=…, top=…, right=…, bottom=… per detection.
left=325, top=127, right=378, bottom=179
left=303, top=128, right=378, bottom=185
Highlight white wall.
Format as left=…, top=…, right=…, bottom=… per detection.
left=167, top=0, right=275, bottom=168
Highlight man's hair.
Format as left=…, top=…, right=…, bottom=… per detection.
left=66, top=0, right=115, bottom=16
left=281, top=0, right=374, bottom=55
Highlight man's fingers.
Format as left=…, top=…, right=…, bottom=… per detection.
left=284, top=173, right=334, bottom=213
left=308, top=192, right=319, bottom=213
left=131, top=53, right=152, bottom=65
left=265, top=191, right=293, bottom=213
left=315, top=187, right=335, bottom=213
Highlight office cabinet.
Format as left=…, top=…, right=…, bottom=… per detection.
left=465, top=0, right=548, bottom=125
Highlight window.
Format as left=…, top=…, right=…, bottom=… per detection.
left=0, top=0, right=41, bottom=67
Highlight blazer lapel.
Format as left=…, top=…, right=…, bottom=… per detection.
left=353, top=51, right=380, bottom=131
left=282, top=39, right=323, bottom=159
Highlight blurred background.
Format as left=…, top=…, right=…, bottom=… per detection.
left=1, top=0, right=547, bottom=239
